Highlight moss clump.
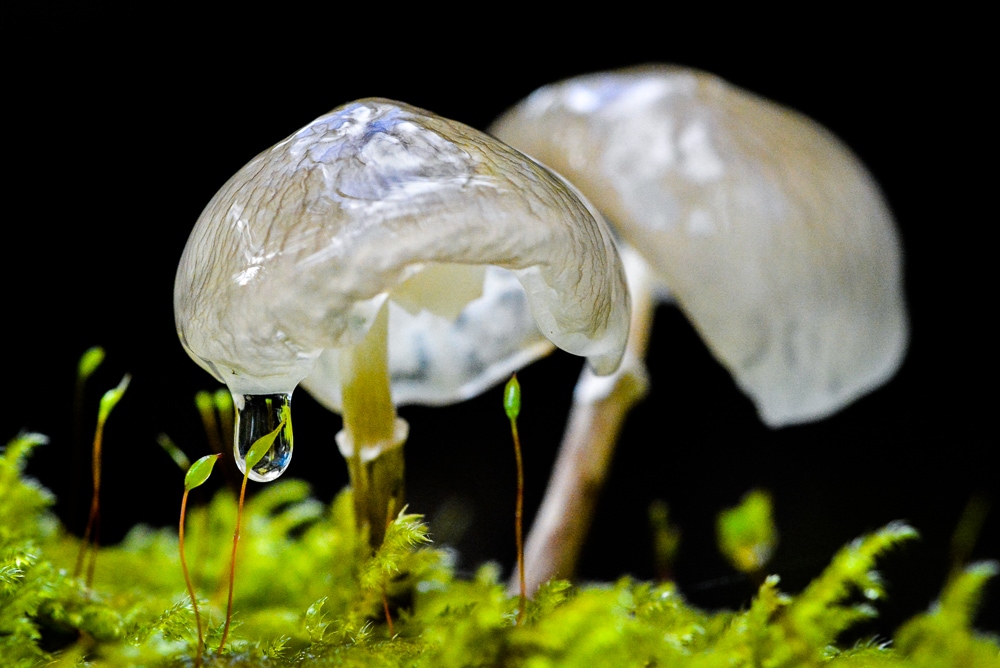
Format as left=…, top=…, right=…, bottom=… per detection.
left=1, top=434, right=997, bottom=667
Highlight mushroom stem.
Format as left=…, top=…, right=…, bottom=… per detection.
left=520, top=249, right=656, bottom=594
left=337, top=302, right=408, bottom=548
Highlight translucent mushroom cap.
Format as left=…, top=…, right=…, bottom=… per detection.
left=175, top=98, right=629, bottom=402
left=491, top=66, right=908, bottom=426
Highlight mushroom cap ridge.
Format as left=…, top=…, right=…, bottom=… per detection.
left=491, top=66, right=908, bottom=426
left=175, top=98, right=630, bottom=399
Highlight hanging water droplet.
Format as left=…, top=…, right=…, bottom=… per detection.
left=233, top=393, right=293, bottom=482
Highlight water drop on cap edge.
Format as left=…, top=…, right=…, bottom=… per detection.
left=234, top=393, right=293, bottom=482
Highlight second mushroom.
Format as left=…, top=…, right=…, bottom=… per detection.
left=491, top=65, right=909, bottom=591
left=174, top=98, right=630, bottom=547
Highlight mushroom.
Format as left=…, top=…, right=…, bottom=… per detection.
left=490, top=65, right=909, bottom=591
left=174, top=98, right=630, bottom=546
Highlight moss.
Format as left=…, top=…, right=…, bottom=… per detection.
left=2, top=433, right=997, bottom=667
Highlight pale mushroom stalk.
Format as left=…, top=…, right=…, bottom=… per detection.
left=336, top=302, right=408, bottom=546
left=175, top=98, right=630, bottom=554
left=492, top=66, right=908, bottom=590
left=521, top=248, right=655, bottom=592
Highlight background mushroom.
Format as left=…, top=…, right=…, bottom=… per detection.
left=174, top=98, right=629, bottom=544
left=10, top=10, right=996, bottom=635
left=490, top=65, right=909, bottom=590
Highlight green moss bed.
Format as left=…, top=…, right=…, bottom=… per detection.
left=1, top=432, right=997, bottom=667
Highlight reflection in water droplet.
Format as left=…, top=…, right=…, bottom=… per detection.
left=234, top=393, right=293, bottom=482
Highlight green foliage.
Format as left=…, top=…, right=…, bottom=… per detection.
left=194, top=391, right=216, bottom=423
left=185, top=455, right=222, bottom=491
left=504, top=374, right=521, bottom=422
left=0, top=434, right=55, bottom=667
left=895, top=561, right=1000, bottom=667
left=157, top=434, right=191, bottom=472
left=193, top=388, right=234, bottom=455
left=97, top=375, right=130, bottom=425
left=0, top=433, right=54, bottom=542
left=1, top=435, right=997, bottom=667
left=77, top=346, right=106, bottom=383
left=786, top=521, right=918, bottom=652
left=245, top=420, right=285, bottom=472
left=717, top=489, right=777, bottom=574
left=648, top=500, right=681, bottom=578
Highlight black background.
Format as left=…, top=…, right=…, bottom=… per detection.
left=6, top=5, right=996, bottom=639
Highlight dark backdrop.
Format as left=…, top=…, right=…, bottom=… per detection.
left=7, top=6, right=995, bottom=638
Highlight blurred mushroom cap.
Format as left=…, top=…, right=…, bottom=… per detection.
left=491, top=66, right=908, bottom=426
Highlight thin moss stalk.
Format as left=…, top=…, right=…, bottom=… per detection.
left=180, top=454, right=221, bottom=667
left=74, top=374, right=130, bottom=587
left=504, top=374, right=526, bottom=624
left=219, top=420, right=285, bottom=653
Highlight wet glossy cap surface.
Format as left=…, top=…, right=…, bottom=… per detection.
left=175, top=99, right=629, bottom=399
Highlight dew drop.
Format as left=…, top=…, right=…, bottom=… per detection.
left=233, top=393, right=293, bottom=482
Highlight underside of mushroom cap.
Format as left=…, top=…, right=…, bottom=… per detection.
left=491, top=66, right=908, bottom=426
left=175, top=98, right=629, bottom=398
left=302, top=266, right=557, bottom=412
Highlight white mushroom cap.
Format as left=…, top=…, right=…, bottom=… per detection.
left=491, top=66, right=908, bottom=426
left=175, top=98, right=629, bottom=401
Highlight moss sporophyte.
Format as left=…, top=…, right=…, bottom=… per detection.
left=180, top=453, right=222, bottom=667
left=504, top=373, right=527, bottom=624
left=74, top=372, right=130, bottom=588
